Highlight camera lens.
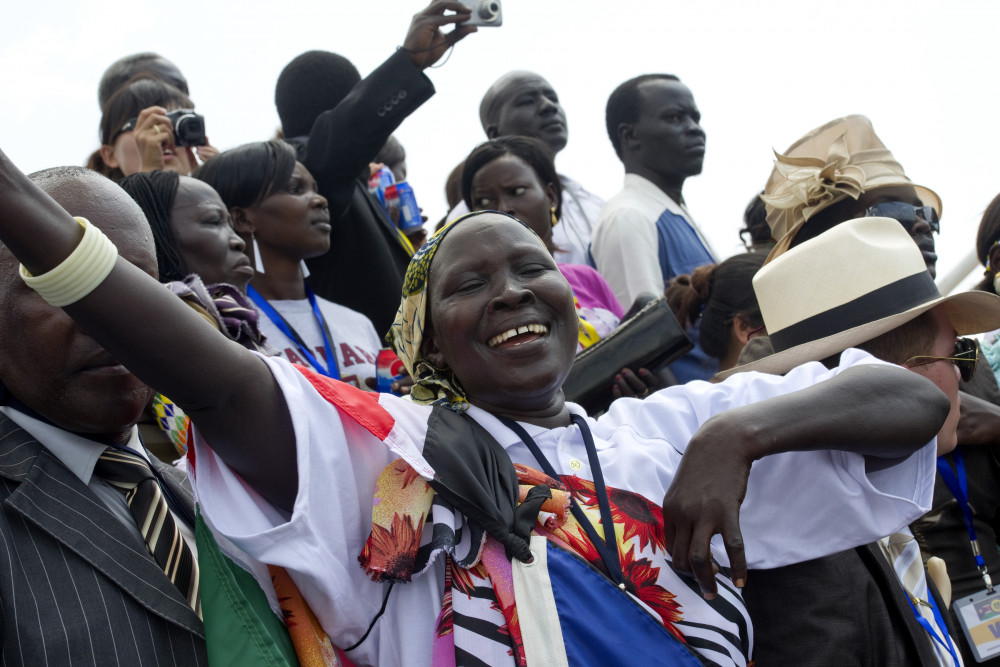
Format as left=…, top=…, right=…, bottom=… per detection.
left=172, top=112, right=206, bottom=147
left=477, top=0, right=500, bottom=21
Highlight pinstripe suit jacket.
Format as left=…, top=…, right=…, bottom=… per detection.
left=0, top=412, right=206, bottom=666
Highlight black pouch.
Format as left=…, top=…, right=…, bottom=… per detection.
left=562, top=297, right=692, bottom=414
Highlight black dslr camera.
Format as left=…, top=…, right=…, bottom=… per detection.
left=164, top=109, right=207, bottom=147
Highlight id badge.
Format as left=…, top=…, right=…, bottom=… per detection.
left=955, top=588, right=1000, bottom=661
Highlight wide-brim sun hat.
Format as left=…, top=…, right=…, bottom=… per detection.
left=719, top=216, right=1000, bottom=378
left=761, top=115, right=942, bottom=262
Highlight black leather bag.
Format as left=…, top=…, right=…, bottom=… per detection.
left=562, top=297, right=692, bottom=414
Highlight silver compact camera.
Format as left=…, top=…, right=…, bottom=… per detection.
left=460, top=0, right=502, bottom=26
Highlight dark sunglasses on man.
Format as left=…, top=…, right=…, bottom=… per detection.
left=865, top=201, right=940, bottom=234
left=903, top=336, right=978, bottom=383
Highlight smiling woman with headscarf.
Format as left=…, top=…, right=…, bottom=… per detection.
left=0, top=146, right=959, bottom=666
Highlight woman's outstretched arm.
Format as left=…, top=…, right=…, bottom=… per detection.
left=0, top=148, right=298, bottom=511
left=663, top=363, right=949, bottom=598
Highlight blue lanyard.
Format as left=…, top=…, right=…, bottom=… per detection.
left=905, top=585, right=961, bottom=666
left=498, top=414, right=628, bottom=591
left=937, top=451, right=994, bottom=593
left=246, top=285, right=340, bottom=379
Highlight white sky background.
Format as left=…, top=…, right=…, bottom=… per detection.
left=2, top=0, right=998, bottom=291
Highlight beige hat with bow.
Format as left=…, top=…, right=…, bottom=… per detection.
left=718, top=216, right=1000, bottom=379
left=762, top=115, right=942, bottom=260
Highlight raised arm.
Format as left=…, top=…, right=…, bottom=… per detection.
left=0, top=148, right=298, bottom=511
left=662, top=363, right=949, bottom=597
left=302, top=1, right=474, bottom=216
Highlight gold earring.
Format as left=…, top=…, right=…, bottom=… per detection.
left=550, top=206, right=558, bottom=227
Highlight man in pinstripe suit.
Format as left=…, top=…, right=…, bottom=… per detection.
left=0, top=167, right=206, bottom=665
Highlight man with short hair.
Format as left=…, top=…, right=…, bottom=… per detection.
left=277, top=1, right=476, bottom=335
left=592, top=74, right=715, bottom=308
left=448, top=70, right=605, bottom=266
left=0, top=166, right=205, bottom=664
left=97, top=52, right=189, bottom=109
left=728, top=215, right=979, bottom=666
left=592, top=74, right=717, bottom=382
left=761, top=113, right=998, bottom=666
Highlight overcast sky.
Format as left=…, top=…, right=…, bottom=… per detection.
left=3, top=0, right=998, bottom=290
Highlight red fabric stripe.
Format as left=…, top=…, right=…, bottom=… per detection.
left=294, top=364, right=396, bottom=440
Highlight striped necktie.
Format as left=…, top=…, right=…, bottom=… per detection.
left=95, top=448, right=201, bottom=617
left=879, top=531, right=962, bottom=666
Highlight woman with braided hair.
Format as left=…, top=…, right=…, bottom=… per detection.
left=119, top=171, right=267, bottom=457
left=120, top=171, right=254, bottom=290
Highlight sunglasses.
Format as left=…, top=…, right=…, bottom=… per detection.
left=109, top=117, right=138, bottom=145
left=865, top=201, right=940, bottom=234
left=903, top=337, right=978, bottom=383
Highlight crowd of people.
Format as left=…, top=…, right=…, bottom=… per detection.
left=1, top=2, right=1000, bottom=666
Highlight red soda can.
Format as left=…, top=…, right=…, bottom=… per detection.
left=376, top=348, right=407, bottom=394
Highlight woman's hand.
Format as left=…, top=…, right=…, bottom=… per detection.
left=391, top=374, right=415, bottom=396
left=401, top=0, right=478, bottom=69
left=610, top=367, right=660, bottom=400
left=662, top=414, right=750, bottom=599
left=196, top=140, right=219, bottom=165
left=132, top=106, right=174, bottom=172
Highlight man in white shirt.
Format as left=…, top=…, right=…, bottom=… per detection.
left=592, top=73, right=718, bottom=381
left=593, top=73, right=715, bottom=307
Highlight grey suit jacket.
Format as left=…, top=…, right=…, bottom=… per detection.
left=0, top=412, right=206, bottom=666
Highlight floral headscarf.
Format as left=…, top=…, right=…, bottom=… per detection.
left=388, top=211, right=536, bottom=410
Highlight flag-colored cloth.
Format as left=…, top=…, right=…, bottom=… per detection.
left=359, top=444, right=702, bottom=666
left=196, top=507, right=347, bottom=667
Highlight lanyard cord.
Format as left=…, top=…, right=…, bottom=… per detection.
left=937, top=451, right=994, bottom=593
left=247, top=285, right=340, bottom=379
left=497, top=414, right=627, bottom=591
left=905, top=587, right=962, bottom=666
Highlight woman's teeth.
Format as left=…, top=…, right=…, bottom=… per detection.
left=487, top=323, right=548, bottom=348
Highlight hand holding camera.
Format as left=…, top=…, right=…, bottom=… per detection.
left=131, top=106, right=209, bottom=174
left=458, top=0, right=502, bottom=26
left=401, top=0, right=482, bottom=70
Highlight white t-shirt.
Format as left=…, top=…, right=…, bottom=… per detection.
left=190, top=348, right=935, bottom=667
left=256, top=294, right=382, bottom=390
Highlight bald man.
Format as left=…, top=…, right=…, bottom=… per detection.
left=449, top=70, right=604, bottom=267
left=0, top=166, right=205, bottom=664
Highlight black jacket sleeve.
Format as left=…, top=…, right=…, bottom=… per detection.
left=301, top=49, right=435, bottom=218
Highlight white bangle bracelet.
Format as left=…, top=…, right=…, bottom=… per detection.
left=19, top=216, right=119, bottom=307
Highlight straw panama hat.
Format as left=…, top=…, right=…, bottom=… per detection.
left=762, top=115, right=942, bottom=261
left=719, top=217, right=1000, bottom=378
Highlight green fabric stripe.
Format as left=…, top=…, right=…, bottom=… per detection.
left=195, top=508, right=299, bottom=666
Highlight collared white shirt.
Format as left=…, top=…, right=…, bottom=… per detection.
left=592, top=173, right=717, bottom=308
left=0, top=405, right=197, bottom=557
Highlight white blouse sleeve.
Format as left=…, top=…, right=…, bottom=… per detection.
left=597, top=348, right=936, bottom=569
left=189, top=354, right=435, bottom=642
